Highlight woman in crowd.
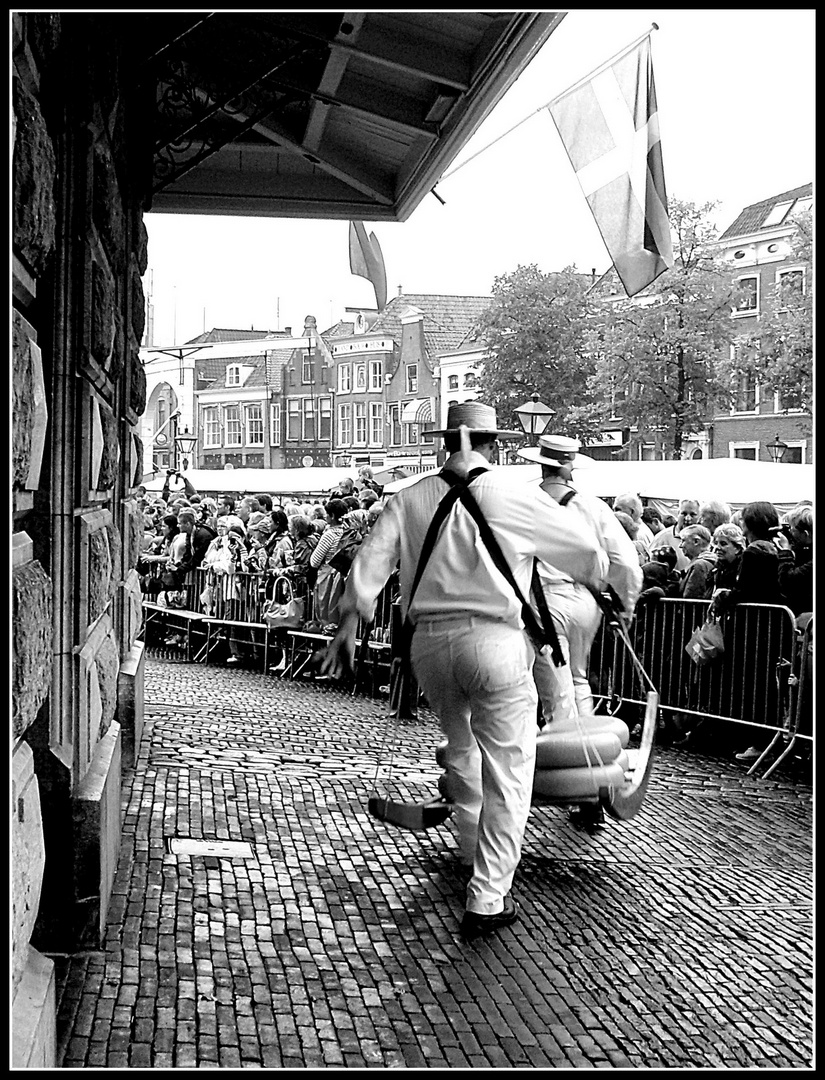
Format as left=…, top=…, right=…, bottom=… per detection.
left=309, top=497, right=348, bottom=629
left=265, top=510, right=292, bottom=569
left=708, top=523, right=746, bottom=594
left=201, top=517, right=250, bottom=664
left=709, top=501, right=784, bottom=762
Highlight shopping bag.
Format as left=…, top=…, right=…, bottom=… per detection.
left=685, top=617, right=725, bottom=666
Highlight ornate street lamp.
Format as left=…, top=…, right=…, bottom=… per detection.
left=514, top=392, right=555, bottom=445
left=174, top=426, right=198, bottom=471
left=766, top=433, right=788, bottom=464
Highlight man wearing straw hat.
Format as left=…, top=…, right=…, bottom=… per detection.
left=517, top=434, right=642, bottom=734
left=321, top=402, right=608, bottom=939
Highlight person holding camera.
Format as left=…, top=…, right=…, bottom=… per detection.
left=161, top=468, right=197, bottom=504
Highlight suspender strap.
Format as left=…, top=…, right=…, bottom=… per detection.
left=558, top=489, right=577, bottom=507
left=529, top=560, right=566, bottom=668
left=441, top=472, right=565, bottom=663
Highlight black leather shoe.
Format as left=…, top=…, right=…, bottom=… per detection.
left=460, top=894, right=519, bottom=939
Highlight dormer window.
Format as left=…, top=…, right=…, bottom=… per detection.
left=226, top=364, right=241, bottom=387
left=761, top=200, right=794, bottom=228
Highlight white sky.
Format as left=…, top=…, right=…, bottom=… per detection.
left=144, top=8, right=815, bottom=347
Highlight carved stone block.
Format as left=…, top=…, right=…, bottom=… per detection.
left=12, top=536, right=53, bottom=740
left=95, top=628, right=120, bottom=741
left=93, top=139, right=126, bottom=279
left=96, top=398, right=119, bottom=492
left=12, top=309, right=48, bottom=492
left=12, top=76, right=56, bottom=278
left=12, top=741, right=46, bottom=994
left=91, top=254, right=116, bottom=371
left=128, top=345, right=147, bottom=417
left=78, top=509, right=113, bottom=632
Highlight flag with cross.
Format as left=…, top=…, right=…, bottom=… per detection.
left=548, top=30, right=674, bottom=298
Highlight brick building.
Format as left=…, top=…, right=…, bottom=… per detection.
left=708, top=183, right=813, bottom=464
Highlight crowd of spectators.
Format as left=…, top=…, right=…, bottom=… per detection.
left=609, top=491, right=813, bottom=761
left=136, top=470, right=388, bottom=658
left=137, top=472, right=812, bottom=765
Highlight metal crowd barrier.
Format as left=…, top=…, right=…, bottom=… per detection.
left=588, top=598, right=806, bottom=760
left=140, top=563, right=810, bottom=768
left=139, top=562, right=397, bottom=688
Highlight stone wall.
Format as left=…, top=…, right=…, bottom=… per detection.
left=12, top=12, right=152, bottom=1065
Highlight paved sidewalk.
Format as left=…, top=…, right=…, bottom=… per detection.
left=53, top=658, right=813, bottom=1068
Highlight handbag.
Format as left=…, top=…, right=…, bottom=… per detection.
left=263, top=575, right=305, bottom=629
left=685, top=616, right=725, bottom=666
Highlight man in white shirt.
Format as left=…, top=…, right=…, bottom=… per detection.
left=321, top=403, right=608, bottom=939
left=518, top=435, right=643, bottom=729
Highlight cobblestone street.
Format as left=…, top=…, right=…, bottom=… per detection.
left=53, top=657, right=813, bottom=1069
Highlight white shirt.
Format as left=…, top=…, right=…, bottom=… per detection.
left=341, top=453, right=609, bottom=627
left=535, top=481, right=643, bottom=618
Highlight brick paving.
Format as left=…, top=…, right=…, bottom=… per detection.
left=53, top=657, right=813, bottom=1068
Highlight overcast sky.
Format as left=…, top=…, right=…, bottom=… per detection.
left=143, top=8, right=815, bottom=347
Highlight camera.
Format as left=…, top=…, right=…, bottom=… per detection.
left=769, top=523, right=792, bottom=539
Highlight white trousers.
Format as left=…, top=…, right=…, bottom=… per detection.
left=411, top=616, right=537, bottom=916
left=533, top=584, right=602, bottom=724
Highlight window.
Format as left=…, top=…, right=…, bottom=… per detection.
left=302, top=353, right=313, bottom=384
left=733, top=276, right=759, bottom=316
left=319, top=397, right=331, bottom=442
left=226, top=364, right=241, bottom=387
left=355, top=363, right=367, bottom=391
left=369, top=402, right=383, bottom=445
left=775, top=387, right=804, bottom=412
left=405, top=423, right=418, bottom=445
left=448, top=374, right=459, bottom=390
left=269, top=403, right=281, bottom=446
left=463, top=372, right=477, bottom=388
left=406, top=364, right=418, bottom=393
left=369, top=360, right=383, bottom=391
left=354, top=402, right=367, bottom=445
left=338, top=364, right=352, bottom=393
left=287, top=399, right=301, bottom=441
left=730, top=442, right=757, bottom=460
left=388, top=404, right=401, bottom=447
left=245, top=404, right=264, bottom=446
left=203, top=407, right=220, bottom=448
left=776, top=268, right=805, bottom=298
left=421, top=423, right=435, bottom=444
left=731, top=371, right=758, bottom=413
left=224, top=405, right=242, bottom=446
left=338, top=403, right=352, bottom=445
left=302, top=398, right=315, bottom=441
left=761, top=200, right=794, bottom=228
left=782, top=443, right=805, bottom=464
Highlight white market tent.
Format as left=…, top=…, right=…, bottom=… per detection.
left=384, top=458, right=814, bottom=514
left=143, top=467, right=359, bottom=499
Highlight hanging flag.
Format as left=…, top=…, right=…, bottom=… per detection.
left=349, top=221, right=387, bottom=311
left=548, top=32, right=673, bottom=298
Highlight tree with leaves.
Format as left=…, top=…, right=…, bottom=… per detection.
left=475, top=264, right=599, bottom=437
left=581, top=199, right=739, bottom=459
left=727, top=207, right=812, bottom=413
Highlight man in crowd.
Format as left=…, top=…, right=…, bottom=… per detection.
left=773, top=503, right=813, bottom=618
left=321, top=403, right=608, bottom=939
left=613, top=493, right=653, bottom=558
left=677, top=524, right=715, bottom=598
left=176, top=508, right=217, bottom=573
left=656, top=498, right=700, bottom=573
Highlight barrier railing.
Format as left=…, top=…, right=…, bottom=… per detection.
left=141, top=565, right=809, bottom=765
left=588, top=597, right=806, bottom=752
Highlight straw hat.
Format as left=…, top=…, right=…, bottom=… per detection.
left=516, top=433, right=592, bottom=469
left=430, top=401, right=522, bottom=439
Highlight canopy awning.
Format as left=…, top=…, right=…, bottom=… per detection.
left=401, top=398, right=433, bottom=424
